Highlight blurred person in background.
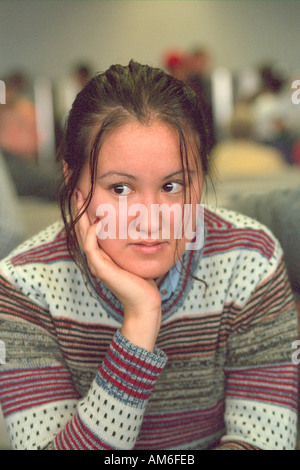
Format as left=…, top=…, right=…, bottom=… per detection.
left=162, top=49, right=188, bottom=82
left=251, top=64, right=300, bottom=164
left=0, top=148, right=24, bottom=258
left=163, top=46, right=215, bottom=152
left=0, top=71, right=60, bottom=201
left=54, top=61, right=94, bottom=134
left=0, top=71, right=38, bottom=160
left=184, top=47, right=215, bottom=153
left=293, top=138, right=300, bottom=165
left=210, top=103, right=287, bottom=180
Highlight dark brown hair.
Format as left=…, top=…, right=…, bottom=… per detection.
left=57, top=60, right=210, bottom=286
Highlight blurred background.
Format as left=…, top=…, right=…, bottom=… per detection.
left=0, top=0, right=300, bottom=449
left=0, top=0, right=299, bottom=231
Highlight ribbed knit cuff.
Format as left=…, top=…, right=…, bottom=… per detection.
left=96, top=329, right=168, bottom=409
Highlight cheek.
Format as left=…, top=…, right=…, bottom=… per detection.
left=97, top=237, right=119, bottom=253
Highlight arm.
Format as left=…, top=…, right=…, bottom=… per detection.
left=75, top=190, right=163, bottom=353
left=0, top=275, right=167, bottom=450
left=227, top=188, right=300, bottom=299
left=216, top=252, right=298, bottom=450
left=0, top=188, right=168, bottom=450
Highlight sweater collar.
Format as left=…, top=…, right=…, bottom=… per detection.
left=89, top=239, right=205, bottom=324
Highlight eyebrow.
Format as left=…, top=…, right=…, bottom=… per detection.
left=162, top=170, right=194, bottom=180
left=97, top=171, right=136, bottom=180
left=97, top=169, right=194, bottom=181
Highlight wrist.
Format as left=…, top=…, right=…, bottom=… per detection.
left=121, top=308, right=161, bottom=353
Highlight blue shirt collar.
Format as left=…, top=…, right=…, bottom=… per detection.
left=158, top=223, right=207, bottom=301
left=158, top=259, right=182, bottom=301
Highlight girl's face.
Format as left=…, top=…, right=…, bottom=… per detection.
left=77, top=120, right=203, bottom=282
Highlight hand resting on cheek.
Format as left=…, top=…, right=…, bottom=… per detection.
left=74, top=190, right=162, bottom=353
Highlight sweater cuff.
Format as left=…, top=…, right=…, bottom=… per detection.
left=96, top=329, right=168, bottom=409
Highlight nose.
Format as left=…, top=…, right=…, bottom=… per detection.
left=128, top=191, right=162, bottom=239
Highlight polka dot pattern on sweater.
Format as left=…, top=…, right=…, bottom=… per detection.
left=6, top=400, right=77, bottom=450
left=224, top=399, right=297, bottom=450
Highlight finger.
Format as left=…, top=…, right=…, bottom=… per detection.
left=73, top=189, right=84, bottom=217
left=84, top=222, right=116, bottom=279
left=84, top=220, right=101, bottom=253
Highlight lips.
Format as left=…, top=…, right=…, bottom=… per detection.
left=132, top=240, right=165, bottom=246
left=129, top=241, right=168, bottom=254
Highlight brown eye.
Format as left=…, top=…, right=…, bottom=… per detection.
left=162, top=182, right=182, bottom=193
left=111, top=184, right=132, bottom=196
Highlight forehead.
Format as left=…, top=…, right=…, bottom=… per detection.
left=96, top=120, right=198, bottom=173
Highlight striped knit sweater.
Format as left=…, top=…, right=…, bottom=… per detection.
left=0, top=206, right=298, bottom=450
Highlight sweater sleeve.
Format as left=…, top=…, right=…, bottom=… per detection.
left=215, top=249, right=298, bottom=450
left=0, top=275, right=167, bottom=450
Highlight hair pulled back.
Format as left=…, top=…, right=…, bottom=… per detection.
left=57, top=60, right=209, bottom=282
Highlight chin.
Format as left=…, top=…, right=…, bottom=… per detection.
left=128, top=265, right=168, bottom=281
left=116, top=258, right=172, bottom=281
left=101, top=242, right=179, bottom=280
